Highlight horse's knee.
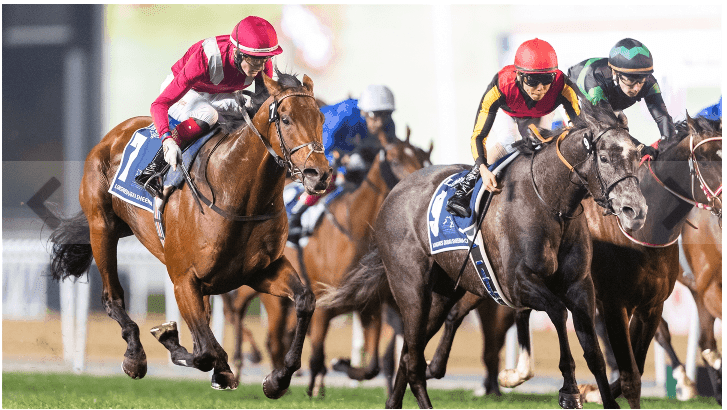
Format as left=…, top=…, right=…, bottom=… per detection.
left=294, top=287, right=315, bottom=316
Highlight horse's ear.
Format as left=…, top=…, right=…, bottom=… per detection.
left=263, top=73, right=282, bottom=95
left=406, top=125, right=411, bottom=143
left=302, top=74, right=314, bottom=93
left=686, top=111, right=698, bottom=136
left=428, top=141, right=434, bottom=155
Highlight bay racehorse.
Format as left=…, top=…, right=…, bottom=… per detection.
left=453, top=115, right=721, bottom=408
left=320, top=101, right=648, bottom=408
left=49, top=72, right=332, bottom=397
left=222, top=133, right=426, bottom=395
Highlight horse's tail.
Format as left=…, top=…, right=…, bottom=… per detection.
left=317, top=245, right=389, bottom=311
left=48, top=211, right=93, bottom=281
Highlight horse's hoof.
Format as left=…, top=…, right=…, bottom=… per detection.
left=331, top=358, right=350, bottom=373
left=672, top=366, right=698, bottom=401
left=122, top=356, right=147, bottom=379
left=577, top=384, right=602, bottom=404
left=262, top=373, right=287, bottom=399
left=150, top=321, right=178, bottom=342
left=211, top=371, right=239, bottom=390
left=498, top=368, right=532, bottom=388
left=559, top=391, right=583, bottom=409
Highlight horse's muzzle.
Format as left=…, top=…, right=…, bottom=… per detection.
left=302, top=167, right=333, bottom=195
left=610, top=194, right=648, bottom=231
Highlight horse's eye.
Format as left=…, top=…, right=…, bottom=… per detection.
left=281, top=116, right=290, bottom=125
left=599, top=155, right=609, bottom=163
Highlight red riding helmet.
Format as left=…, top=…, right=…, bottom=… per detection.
left=230, top=16, right=283, bottom=57
left=514, top=38, right=558, bottom=74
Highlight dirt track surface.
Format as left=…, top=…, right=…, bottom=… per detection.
left=3, top=312, right=700, bottom=382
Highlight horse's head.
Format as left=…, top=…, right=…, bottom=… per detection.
left=575, top=104, right=648, bottom=231
left=404, top=125, right=433, bottom=167
left=658, top=113, right=722, bottom=218
left=257, top=72, right=332, bottom=195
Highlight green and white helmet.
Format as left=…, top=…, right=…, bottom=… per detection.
left=608, top=38, right=654, bottom=75
left=358, top=85, right=395, bottom=112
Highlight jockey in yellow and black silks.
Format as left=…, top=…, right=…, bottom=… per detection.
left=446, top=38, right=582, bottom=218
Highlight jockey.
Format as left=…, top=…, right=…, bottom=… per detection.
left=568, top=38, right=676, bottom=145
left=287, top=84, right=397, bottom=245
left=446, top=38, right=582, bottom=218
left=135, top=16, right=283, bottom=198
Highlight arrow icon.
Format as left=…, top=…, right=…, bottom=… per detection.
left=26, top=177, right=62, bottom=229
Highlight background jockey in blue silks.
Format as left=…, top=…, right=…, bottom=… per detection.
left=697, top=96, right=722, bottom=121
left=288, top=84, right=398, bottom=244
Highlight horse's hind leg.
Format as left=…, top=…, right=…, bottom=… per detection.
left=426, top=292, right=481, bottom=380
left=88, top=220, right=147, bottom=379
left=693, top=289, right=722, bottom=405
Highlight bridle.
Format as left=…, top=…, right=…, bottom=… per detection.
left=617, top=130, right=722, bottom=247
left=646, top=133, right=722, bottom=220
left=241, top=89, right=325, bottom=183
left=531, top=125, right=637, bottom=218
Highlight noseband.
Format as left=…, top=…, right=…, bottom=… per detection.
left=242, top=89, right=325, bottom=183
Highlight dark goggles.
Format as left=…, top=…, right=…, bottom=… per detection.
left=364, top=110, right=392, bottom=119
left=617, top=73, right=647, bottom=86
left=521, top=73, right=555, bottom=87
left=242, top=54, right=271, bottom=66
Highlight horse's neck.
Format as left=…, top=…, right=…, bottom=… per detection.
left=530, top=133, right=590, bottom=214
left=207, top=125, right=286, bottom=214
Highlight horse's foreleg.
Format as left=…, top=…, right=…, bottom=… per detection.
left=693, top=289, right=722, bottom=404
left=498, top=309, right=535, bottom=388
left=653, top=317, right=697, bottom=401
left=252, top=257, right=314, bottom=399
left=544, top=304, right=585, bottom=409
left=90, top=226, right=147, bottom=380
left=332, top=307, right=382, bottom=381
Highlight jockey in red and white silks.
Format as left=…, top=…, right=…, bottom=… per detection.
left=136, top=15, right=283, bottom=198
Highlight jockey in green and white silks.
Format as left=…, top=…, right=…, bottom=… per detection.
left=568, top=38, right=676, bottom=144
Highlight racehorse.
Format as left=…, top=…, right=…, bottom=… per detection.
left=48, top=72, right=332, bottom=397
left=222, top=133, right=426, bottom=396
left=320, top=101, right=648, bottom=408
left=430, top=115, right=721, bottom=408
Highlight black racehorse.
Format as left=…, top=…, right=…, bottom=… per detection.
left=320, top=101, right=647, bottom=409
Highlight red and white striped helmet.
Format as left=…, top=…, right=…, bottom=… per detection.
left=230, top=16, right=283, bottom=57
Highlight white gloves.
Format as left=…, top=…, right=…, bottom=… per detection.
left=163, top=138, right=182, bottom=171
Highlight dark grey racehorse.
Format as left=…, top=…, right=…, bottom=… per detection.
left=320, top=102, right=647, bottom=409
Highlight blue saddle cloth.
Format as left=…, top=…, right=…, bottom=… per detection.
left=108, top=117, right=216, bottom=213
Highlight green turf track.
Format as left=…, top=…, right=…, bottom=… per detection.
left=2, top=372, right=720, bottom=409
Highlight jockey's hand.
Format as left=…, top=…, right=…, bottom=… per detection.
left=163, top=138, right=182, bottom=171
left=479, top=164, right=501, bottom=194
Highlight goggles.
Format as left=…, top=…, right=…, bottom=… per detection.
left=521, top=72, right=555, bottom=87
left=617, top=73, right=647, bottom=86
left=242, top=54, right=271, bottom=67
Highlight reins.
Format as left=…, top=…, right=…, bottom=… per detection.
left=180, top=87, right=324, bottom=222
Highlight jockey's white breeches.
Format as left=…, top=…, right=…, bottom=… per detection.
left=160, top=73, right=247, bottom=128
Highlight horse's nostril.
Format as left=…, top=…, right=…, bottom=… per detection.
left=621, top=206, right=636, bottom=220
left=303, top=168, right=320, bottom=179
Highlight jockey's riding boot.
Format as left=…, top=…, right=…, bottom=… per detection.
left=288, top=203, right=310, bottom=245
left=134, top=146, right=166, bottom=199
left=446, top=166, right=481, bottom=218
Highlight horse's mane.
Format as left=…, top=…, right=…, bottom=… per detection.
left=217, top=66, right=304, bottom=134
left=513, top=98, right=621, bottom=155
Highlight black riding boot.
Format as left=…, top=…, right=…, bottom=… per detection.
left=288, top=203, right=310, bottom=245
left=134, top=146, right=167, bottom=199
left=446, top=166, right=480, bottom=218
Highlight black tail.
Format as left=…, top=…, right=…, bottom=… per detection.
left=48, top=211, right=93, bottom=281
left=317, top=245, right=389, bottom=311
